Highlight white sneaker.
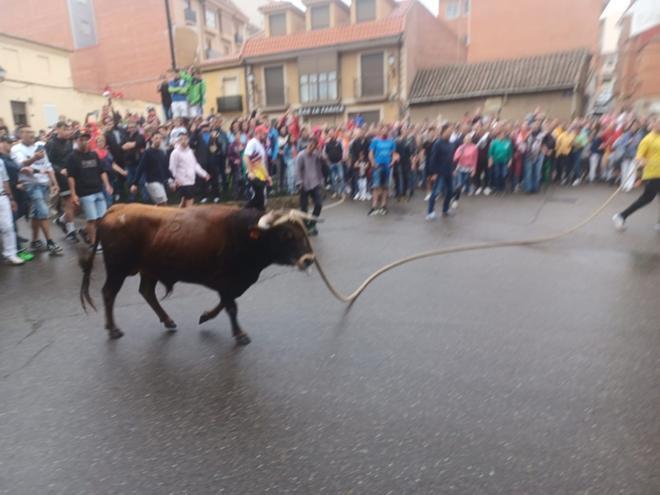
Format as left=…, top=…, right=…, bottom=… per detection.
left=425, top=211, right=437, bottom=221
left=612, top=213, right=626, bottom=231
left=5, top=254, right=25, bottom=266
left=475, top=187, right=483, bottom=195
left=424, top=193, right=431, bottom=201
left=483, top=187, right=492, bottom=196
left=572, top=179, right=581, bottom=187
left=450, top=199, right=459, bottom=210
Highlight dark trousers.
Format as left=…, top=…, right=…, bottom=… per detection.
left=556, top=155, right=571, bottom=182
left=246, top=180, right=266, bottom=211
left=428, top=174, right=453, bottom=214
left=621, top=179, right=660, bottom=219
left=300, top=186, right=323, bottom=227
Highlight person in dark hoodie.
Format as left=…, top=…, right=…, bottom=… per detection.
left=46, top=121, right=77, bottom=241
left=130, top=132, right=170, bottom=206
left=426, top=124, right=454, bottom=220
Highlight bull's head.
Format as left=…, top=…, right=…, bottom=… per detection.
left=254, top=210, right=320, bottom=269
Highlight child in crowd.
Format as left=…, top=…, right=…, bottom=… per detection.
left=353, top=151, right=371, bottom=201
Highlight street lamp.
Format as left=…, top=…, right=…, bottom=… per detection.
left=0, top=66, right=6, bottom=82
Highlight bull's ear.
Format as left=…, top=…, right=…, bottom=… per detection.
left=249, top=227, right=261, bottom=240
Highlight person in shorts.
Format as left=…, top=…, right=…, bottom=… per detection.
left=66, top=131, right=113, bottom=248
left=368, top=126, right=397, bottom=216
left=11, top=126, right=63, bottom=255
left=131, top=132, right=170, bottom=206
left=168, top=131, right=209, bottom=208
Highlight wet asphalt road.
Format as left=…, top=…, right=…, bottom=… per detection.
left=1, top=186, right=659, bottom=494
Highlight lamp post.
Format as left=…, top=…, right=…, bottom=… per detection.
left=164, top=0, right=177, bottom=70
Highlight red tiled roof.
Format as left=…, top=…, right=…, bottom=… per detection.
left=243, top=2, right=411, bottom=58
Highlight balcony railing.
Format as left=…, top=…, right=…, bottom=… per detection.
left=184, top=8, right=197, bottom=24
left=353, top=77, right=387, bottom=100
left=217, top=95, right=243, bottom=113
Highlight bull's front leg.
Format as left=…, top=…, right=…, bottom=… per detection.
left=225, top=299, right=251, bottom=346
left=199, top=298, right=225, bottom=324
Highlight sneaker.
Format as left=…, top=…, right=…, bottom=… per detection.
left=450, top=199, right=459, bottom=210
left=90, top=244, right=103, bottom=253
left=424, top=193, right=431, bottom=201
left=612, top=213, right=626, bottom=231
left=368, top=208, right=379, bottom=217
left=379, top=207, right=388, bottom=216
left=442, top=210, right=455, bottom=217
left=29, top=240, right=45, bottom=252
left=17, top=251, right=35, bottom=262
left=5, top=254, right=25, bottom=265
left=425, top=211, right=437, bottom=221
left=307, top=226, right=319, bottom=236
left=200, top=198, right=209, bottom=204
left=483, top=187, right=492, bottom=196
left=475, top=187, right=483, bottom=196
left=213, top=197, right=221, bottom=204
left=64, top=231, right=79, bottom=243
left=572, top=179, right=581, bottom=187
left=47, top=240, right=63, bottom=256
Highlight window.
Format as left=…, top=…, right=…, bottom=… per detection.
left=445, top=0, right=459, bottom=19
left=205, top=8, right=217, bottom=29
left=11, top=101, right=28, bottom=127
left=68, top=0, right=97, bottom=48
left=463, top=0, right=470, bottom=14
left=311, top=5, right=330, bottom=30
left=360, top=52, right=384, bottom=97
left=301, top=71, right=337, bottom=103
left=356, top=0, right=375, bottom=22
left=269, top=13, right=286, bottom=36
left=184, top=0, right=191, bottom=8
left=264, top=66, right=285, bottom=107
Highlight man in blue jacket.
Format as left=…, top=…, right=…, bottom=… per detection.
left=426, top=124, right=454, bottom=220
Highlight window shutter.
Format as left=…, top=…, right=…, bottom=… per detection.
left=311, top=5, right=330, bottom=30
left=264, top=66, right=285, bottom=107
left=356, top=0, right=376, bottom=22
left=360, top=52, right=384, bottom=97
left=269, top=13, right=286, bottom=36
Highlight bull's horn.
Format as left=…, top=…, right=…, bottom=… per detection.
left=257, top=211, right=277, bottom=229
left=287, top=210, right=325, bottom=223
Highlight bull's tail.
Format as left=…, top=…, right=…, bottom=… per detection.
left=79, top=237, right=101, bottom=313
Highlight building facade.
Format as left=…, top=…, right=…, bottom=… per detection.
left=201, top=0, right=464, bottom=124
left=0, top=0, right=249, bottom=102
left=437, top=0, right=604, bottom=63
left=0, top=33, right=152, bottom=131
left=613, top=0, right=660, bottom=114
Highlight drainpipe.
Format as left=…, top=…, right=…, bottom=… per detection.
left=164, top=0, right=177, bottom=70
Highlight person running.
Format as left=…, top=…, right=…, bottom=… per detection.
left=426, top=124, right=454, bottom=220
left=131, top=132, right=170, bottom=206
left=66, top=131, right=113, bottom=248
left=46, top=121, right=77, bottom=242
left=368, top=126, right=397, bottom=216
left=169, top=131, right=210, bottom=208
left=612, top=118, right=660, bottom=231
left=11, top=126, right=63, bottom=256
left=295, top=137, right=324, bottom=236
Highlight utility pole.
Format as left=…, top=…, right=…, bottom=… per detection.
left=164, top=0, right=177, bottom=70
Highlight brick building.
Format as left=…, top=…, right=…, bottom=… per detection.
left=437, top=0, right=604, bottom=62
left=613, top=0, right=660, bottom=114
left=0, top=0, right=249, bottom=102
left=201, top=0, right=464, bottom=124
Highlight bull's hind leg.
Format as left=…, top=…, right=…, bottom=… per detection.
left=139, top=273, right=177, bottom=330
left=103, top=273, right=127, bottom=339
left=225, top=299, right=251, bottom=346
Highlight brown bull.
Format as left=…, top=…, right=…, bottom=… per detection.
left=80, top=204, right=316, bottom=345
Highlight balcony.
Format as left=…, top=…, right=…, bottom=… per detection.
left=353, top=77, right=387, bottom=101
left=217, top=95, right=243, bottom=113
left=184, top=8, right=197, bottom=25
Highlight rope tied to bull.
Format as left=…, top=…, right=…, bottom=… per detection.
left=309, top=171, right=636, bottom=305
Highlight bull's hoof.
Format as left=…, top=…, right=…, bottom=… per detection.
left=198, top=312, right=211, bottom=325
left=163, top=319, right=177, bottom=331
left=108, top=328, right=124, bottom=339
left=235, top=333, right=251, bottom=346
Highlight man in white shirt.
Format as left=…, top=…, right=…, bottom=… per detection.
left=0, top=156, right=24, bottom=264
left=168, top=131, right=209, bottom=208
left=11, top=126, right=63, bottom=255
left=244, top=125, right=271, bottom=211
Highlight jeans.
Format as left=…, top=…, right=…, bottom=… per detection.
left=428, top=174, right=453, bottom=214
left=79, top=191, right=108, bottom=220
left=492, top=162, right=508, bottom=192
left=588, top=153, right=602, bottom=182
left=571, top=150, right=582, bottom=181
left=126, top=165, right=149, bottom=202
left=285, top=157, right=296, bottom=194
left=329, top=162, right=344, bottom=196
left=523, top=154, right=543, bottom=193
left=162, top=104, right=172, bottom=121
left=26, top=183, right=50, bottom=219
left=300, top=186, right=323, bottom=227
